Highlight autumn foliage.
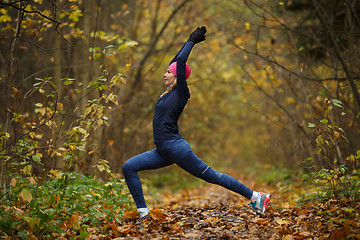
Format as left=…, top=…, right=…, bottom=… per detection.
left=0, top=0, right=360, bottom=239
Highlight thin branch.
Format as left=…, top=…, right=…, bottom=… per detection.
left=0, top=0, right=71, bottom=45
left=128, top=0, right=191, bottom=102
left=2, top=146, right=55, bottom=157
left=245, top=100, right=288, bottom=131
left=241, top=65, right=313, bottom=142
left=242, top=0, right=348, bottom=68
left=231, top=38, right=360, bottom=82
left=90, top=0, right=101, bottom=59
left=0, top=1, right=61, bottom=25
left=1, top=84, right=59, bottom=154
left=346, top=0, right=360, bottom=25
left=312, top=0, right=360, bottom=110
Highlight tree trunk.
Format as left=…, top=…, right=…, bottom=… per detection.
left=1, top=1, right=23, bottom=189
left=82, top=0, right=97, bottom=175
left=53, top=0, right=63, bottom=171
left=312, top=0, right=360, bottom=112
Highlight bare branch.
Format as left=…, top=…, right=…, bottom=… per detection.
left=1, top=83, right=59, bottom=154
left=128, top=0, right=191, bottom=102
left=231, top=38, right=360, bottom=82
left=0, top=0, right=71, bottom=45
left=0, top=1, right=61, bottom=25
left=312, top=0, right=360, bottom=111
left=241, top=65, right=313, bottom=142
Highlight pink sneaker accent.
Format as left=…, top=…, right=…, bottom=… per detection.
left=249, top=192, right=271, bottom=214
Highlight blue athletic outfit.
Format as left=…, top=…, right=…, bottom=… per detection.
left=122, top=40, right=254, bottom=209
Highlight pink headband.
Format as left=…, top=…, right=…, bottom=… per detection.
left=168, top=62, right=191, bottom=79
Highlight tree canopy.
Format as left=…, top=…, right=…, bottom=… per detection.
left=0, top=0, right=359, bottom=183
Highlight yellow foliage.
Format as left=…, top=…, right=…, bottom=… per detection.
left=48, top=169, right=62, bottom=178
left=0, top=9, right=11, bottom=23
left=245, top=22, right=250, bottom=31
left=286, top=97, right=295, bottom=105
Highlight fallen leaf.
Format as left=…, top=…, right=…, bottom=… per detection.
left=19, top=189, right=32, bottom=203
left=171, top=222, right=183, bottom=231
left=150, top=208, right=167, bottom=220
left=29, top=176, right=36, bottom=184
left=11, top=177, right=16, bottom=187
left=289, top=201, right=298, bottom=207
left=330, top=206, right=340, bottom=212
left=299, top=231, right=312, bottom=237
left=276, top=219, right=289, bottom=225
left=123, top=209, right=138, bottom=219
left=328, top=229, right=347, bottom=240
left=117, top=225, right=134, bottom=234
left=70, top=214, right=78, bottom=224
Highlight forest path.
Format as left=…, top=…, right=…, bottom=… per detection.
left=109, top=175, right=358, bottom=240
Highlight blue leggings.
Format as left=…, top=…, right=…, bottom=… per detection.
left=122, top=138, right=253, bottom=208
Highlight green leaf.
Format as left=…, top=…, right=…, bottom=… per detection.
left=104, top=44, right=115, bottom=49
left=32, top=155, right=41, bottom=163
left=18, top=230, right=28, bottom=240
left=126, top=40, right=138, bottom=47
left=79, top=229, right=90, bottom=239
left=33, top=81, right=43, bottom=87
left=345, top=208, right=355, bottom=213
left=23, top=165, right=32, bottom=175
left=64, top=80, right=74, bottom=85
left=98, top=76, right=107, bottom=82
left=331, top=99, right=343, bottom=108
left=49, top=81, right=56, bottom=88
left=320, top=119, right=328, bottom=124
left=94, top=52, right=102, bottom=60
left=319, top=90, right=327, bottom=98
left=89, top=47, right=100, bottom=52
left=85, top=106, right=92, bottom=116
left=76, top=127, right=87, bottom=135
left=322, top=84, right=330, bottom=91
left=308, top=123, right=315, bottom=128
left=61, top=78, right=75, bottom=85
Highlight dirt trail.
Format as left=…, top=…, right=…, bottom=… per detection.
left=110, top=181, right=359, bottom=239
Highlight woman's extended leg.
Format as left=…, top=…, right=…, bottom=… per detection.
left=179, top=153, right=254, bottom=199
left=122, top=149, right=171, bottom=209
left=165, top=139, right=271, bottom=214
left=164, top=139, right=254, bottom=199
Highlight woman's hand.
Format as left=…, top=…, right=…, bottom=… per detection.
left=188, top=26, right=207, bottom=44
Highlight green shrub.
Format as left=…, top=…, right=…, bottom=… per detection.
left=303, top=165, right=360, bottom=205
left=0, top=171, right=132, bottom=239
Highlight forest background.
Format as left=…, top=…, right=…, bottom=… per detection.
left=0, top=0, right=360, bottom=238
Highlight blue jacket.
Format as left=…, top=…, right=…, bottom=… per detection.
left=153, top=41, right=195, bottom=145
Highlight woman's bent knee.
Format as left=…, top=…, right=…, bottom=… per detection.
left=122, top=161, right=132, bottom=174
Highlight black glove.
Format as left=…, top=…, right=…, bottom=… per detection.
left=188, top=26, right=207, bottom=44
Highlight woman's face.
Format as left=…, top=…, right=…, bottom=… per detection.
left=164, top=69, right=176, bottom=87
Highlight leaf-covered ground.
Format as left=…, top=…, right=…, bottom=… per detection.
left=80, top=176, right=360, bottom=240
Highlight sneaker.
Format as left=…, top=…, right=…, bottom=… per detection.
left=249, top=192, right=271, bottom=214
left=140, top=214, right=152, bottom=221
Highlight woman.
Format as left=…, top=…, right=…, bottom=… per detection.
left=122, top=26, right=270, bottom=220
